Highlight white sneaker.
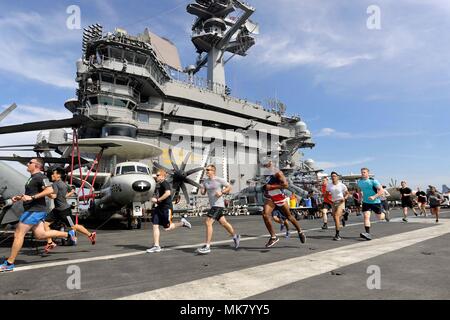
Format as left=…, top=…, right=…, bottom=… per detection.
left=181, top=218, right=192, bottom=229
left=146, top=245, right=162, bottom=253
left=196, top=245, right=211, bottom=254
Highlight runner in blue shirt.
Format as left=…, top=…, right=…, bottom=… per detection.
left=356, top=168, right=386, bottom=241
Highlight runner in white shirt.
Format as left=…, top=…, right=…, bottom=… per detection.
left=326, top=172, right=350, bottom=241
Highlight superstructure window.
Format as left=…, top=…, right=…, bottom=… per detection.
left=89, top=96, right=98, bottom=105
left=138, top=112, right=149, bottom=123
left=114, top=99, right=128, bottom=108
left=99, top=96, right=113, bottom=106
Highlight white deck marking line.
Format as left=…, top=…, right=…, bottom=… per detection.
left=5, top=214, right=446, bottom=273
left=118, top=220, right=450, bottom=300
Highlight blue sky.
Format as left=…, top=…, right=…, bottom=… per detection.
left=1, top=0, right=449, bottom=190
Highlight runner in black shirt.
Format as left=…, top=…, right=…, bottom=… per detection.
left=1, top=159, right=77, bottom=272
left=415, top=188, right=427, bottom=216
left=44, top=168, right=97, bottom=253
left=146, top=169, right=192, bottom=253
left=399, top=181, right=418, bottom=222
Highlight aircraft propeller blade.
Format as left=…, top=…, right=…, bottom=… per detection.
left=180, top=183, right=190, bottom=204
left=180, top=151, right=192, bottom=171
left=168, top=148, right=180, bottom=171
left=185, top=167, right=204, bottom=176
left=184, top=177, right=203, bottom=189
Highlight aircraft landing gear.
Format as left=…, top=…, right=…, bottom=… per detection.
left=126, top=209, right=142, bottom=230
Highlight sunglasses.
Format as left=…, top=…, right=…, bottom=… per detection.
left=28, top=161, right=37, bottom=165
left=205, top=169, right=214, bottom=172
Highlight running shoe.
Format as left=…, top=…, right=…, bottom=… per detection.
left=321, top=223, right=328, bottom=230
left=0, top=260, right=14, bottom=273
left=68, top=230, right=77, bottom=245
left=233, top=234, right=240, bottom=249
left=333, top=235, right=342, bottom=241
left=402, top=218, right=408, bottom=223
left=265, top=237, right=279, bottom=248
left=344, top=211, right=349, bottom=221
left=196, top=245, right=211, bottom=254
left=414, top=212, right=418, bottom=217
left=146, top=245, right=162, bottom=253
left=298, top=231, right=306, bottom=244
left=436, top=219, right=439, bottom=223
left=181, top=218, right=192, bottom=229
left=285, top=231, right=290, bottom=239
left=360, top=232, right=372, bottom=241
left=44, top=242, right=57, bottom=253
left=88, top=232, right=97, bottom=245
left=385, top=211, right=390, bottom=222
left=280, top=223, right=285, bottom=232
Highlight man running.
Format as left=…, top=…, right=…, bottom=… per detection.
left=196, top=164, right=240, bottom=254
left=327, top=172, right=349, bottom=241
left=44, top=167, right=96, bottom=253
left=146, top=169, right=192, bottom=253
left=320, top=176, right=333, bottom=230
left=427, top=186, right=444, bottom=223
left=260, top=157, right=306, bottom=247
left=399, top=181, right=418, bottom=222
left=416, top=187, right=427, bottom=216
left=357, top=168, right=386, bottom=241
left=1, top=158, right=77, bottom=272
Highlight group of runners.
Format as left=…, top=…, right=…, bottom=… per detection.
left=1, top=157, right=446, bottom=272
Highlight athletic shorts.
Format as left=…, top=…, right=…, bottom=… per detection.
left=264, top=193, right=287, bottom=207
left=272, top=209, right=286, bottom=220
left=19, top=211, right=47, bottom=226
left=321, top=202, right=332, bottom=210
left=152, top=206, right=172, bottom=229
left=401, top=199, right=414, bottom=208
left=45, top=208, right=73, bottom=226
left=418, top=200, right=427, bottom=205
left=332, top=201, right=345, bottom=213
left=206, top=206, right=225, bottom=221
left=430, top=205, right=440, bottom=209
left=362, top=203, right=383, bottom=214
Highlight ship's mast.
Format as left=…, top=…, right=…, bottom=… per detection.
left=187, top=0, right=258, bottom=92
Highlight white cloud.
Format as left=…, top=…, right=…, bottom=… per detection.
left=244, top=0, right=450, bottom=101
left=0, top=10, right=80, bottom=89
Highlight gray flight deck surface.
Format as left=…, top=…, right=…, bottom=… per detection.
left=1, top=208, right=449, bottom=300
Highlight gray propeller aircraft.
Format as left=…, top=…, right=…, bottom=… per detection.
left=0, top=106, right=162, bottom=229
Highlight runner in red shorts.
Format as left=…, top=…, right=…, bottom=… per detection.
left=260, top=157, right=306, bottom=248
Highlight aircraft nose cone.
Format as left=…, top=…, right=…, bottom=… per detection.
left=132, top=181, right=151, bottom=192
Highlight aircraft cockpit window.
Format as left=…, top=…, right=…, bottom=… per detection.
left=137, top=166, right=149, bottom=174
left=121, top=165, right=137, bottom=174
